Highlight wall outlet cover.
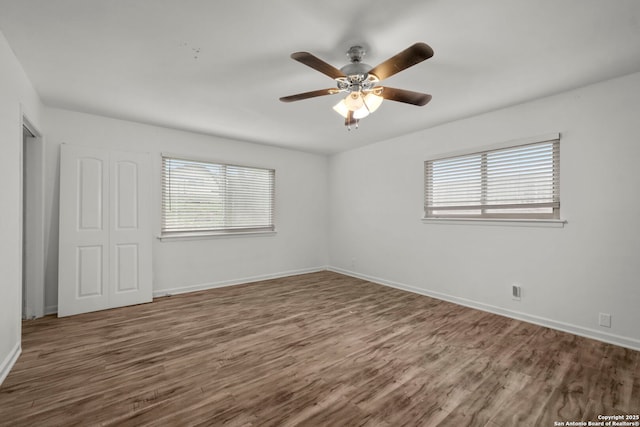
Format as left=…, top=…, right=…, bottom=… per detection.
left=599, top=312, right=612, bottom=328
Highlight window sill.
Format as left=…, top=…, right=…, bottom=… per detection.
left=421, top=218, right=566, bottom=228
left=157, top=230, right=277, bottom=241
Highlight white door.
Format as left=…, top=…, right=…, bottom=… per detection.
left=58, top=144, right=152, bottom=317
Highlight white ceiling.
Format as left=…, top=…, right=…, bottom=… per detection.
left=1, top=0, right=640, bottom=154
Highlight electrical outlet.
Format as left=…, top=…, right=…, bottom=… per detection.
left=599, top=313, right=611, bottom=328
left=512, top=284, right=521, bottom=301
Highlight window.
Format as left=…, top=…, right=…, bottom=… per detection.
left=424, top=136, right=560, bottom=219
left=162, top=156, right=275, bottom=235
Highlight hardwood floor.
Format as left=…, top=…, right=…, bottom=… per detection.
left=1, top=271, right=638, bottom=426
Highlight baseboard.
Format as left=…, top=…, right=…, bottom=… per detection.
left=45, top=268, right=329, bottom=313
left=328, top=266, right=640, bottom=352
left=0, top=342, right=21, bottom=386
left=153, top=266, right=328, bottom=298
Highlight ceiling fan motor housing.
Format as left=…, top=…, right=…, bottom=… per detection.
left=337, top=46, right=378, bottom=93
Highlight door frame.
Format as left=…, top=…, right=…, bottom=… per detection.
left=20, top=110, right=45, bottom=319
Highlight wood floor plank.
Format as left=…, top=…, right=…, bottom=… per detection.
left=437, top=367, right=530, bottom=426
left=1, top=271, right=639, bottom=426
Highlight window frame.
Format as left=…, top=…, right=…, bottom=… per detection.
left=160, top=154, right=276, bottom=239
left=423, top=133, right=562, bottom=223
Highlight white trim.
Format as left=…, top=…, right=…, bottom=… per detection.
left=158, top=230, right=277, bottom=241
left=152, top=266, right=327, bottom=297
left=45, top=267, right=321, bottom=312
left=21, top=112, right=42, bottom=139
left=0, top=342, right=21, bottom=386
left=328, top=266, right=640, bottom=352
left=421, top=217, right=566, bottom=228
left=426, top=132, right=560, bottom=162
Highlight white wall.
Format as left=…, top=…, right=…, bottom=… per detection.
left=329, top=72, right=640, bottom=350
left=0, top=30, right=43, bottom=382
left=43, top=108, right=329, bottom=311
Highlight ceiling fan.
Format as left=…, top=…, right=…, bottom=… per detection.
left=280, top=42, right=434, bottom=129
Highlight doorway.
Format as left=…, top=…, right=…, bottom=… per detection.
left=21, top=117, right=45, bottom=319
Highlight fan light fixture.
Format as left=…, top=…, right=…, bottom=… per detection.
left=332, top=92, right=384, bottom=120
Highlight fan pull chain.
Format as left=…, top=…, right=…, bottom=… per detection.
left=347, top=119, right=359, bottom=131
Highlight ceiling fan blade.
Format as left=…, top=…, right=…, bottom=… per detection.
left=368, top=42, right=434, bottom=81
left=291, top=52, right=346, bottom=79
left=377, top=86, right=432, bottom=106
left=279, top=88, right=338, bottom=103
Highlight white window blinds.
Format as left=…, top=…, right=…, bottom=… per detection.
left=162, top=156, right=275, bottom=234
left=425, top=137, right=560, bottom=219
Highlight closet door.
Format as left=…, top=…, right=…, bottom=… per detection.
left=58, top=144, right=151, bottom=317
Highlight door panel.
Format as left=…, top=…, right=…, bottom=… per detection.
left=58, top=145, right=151, bottom=316
left=59, top=145, right=109, bottom=316
left=78, top=158, right=104, bottom=230
left=115, top=244, right=138, bottom=292
left=77, top=245, right=104, bottom=297
left=115, top=161, right=138, bottom=229
left=109, top=151, right=151, bottom=308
